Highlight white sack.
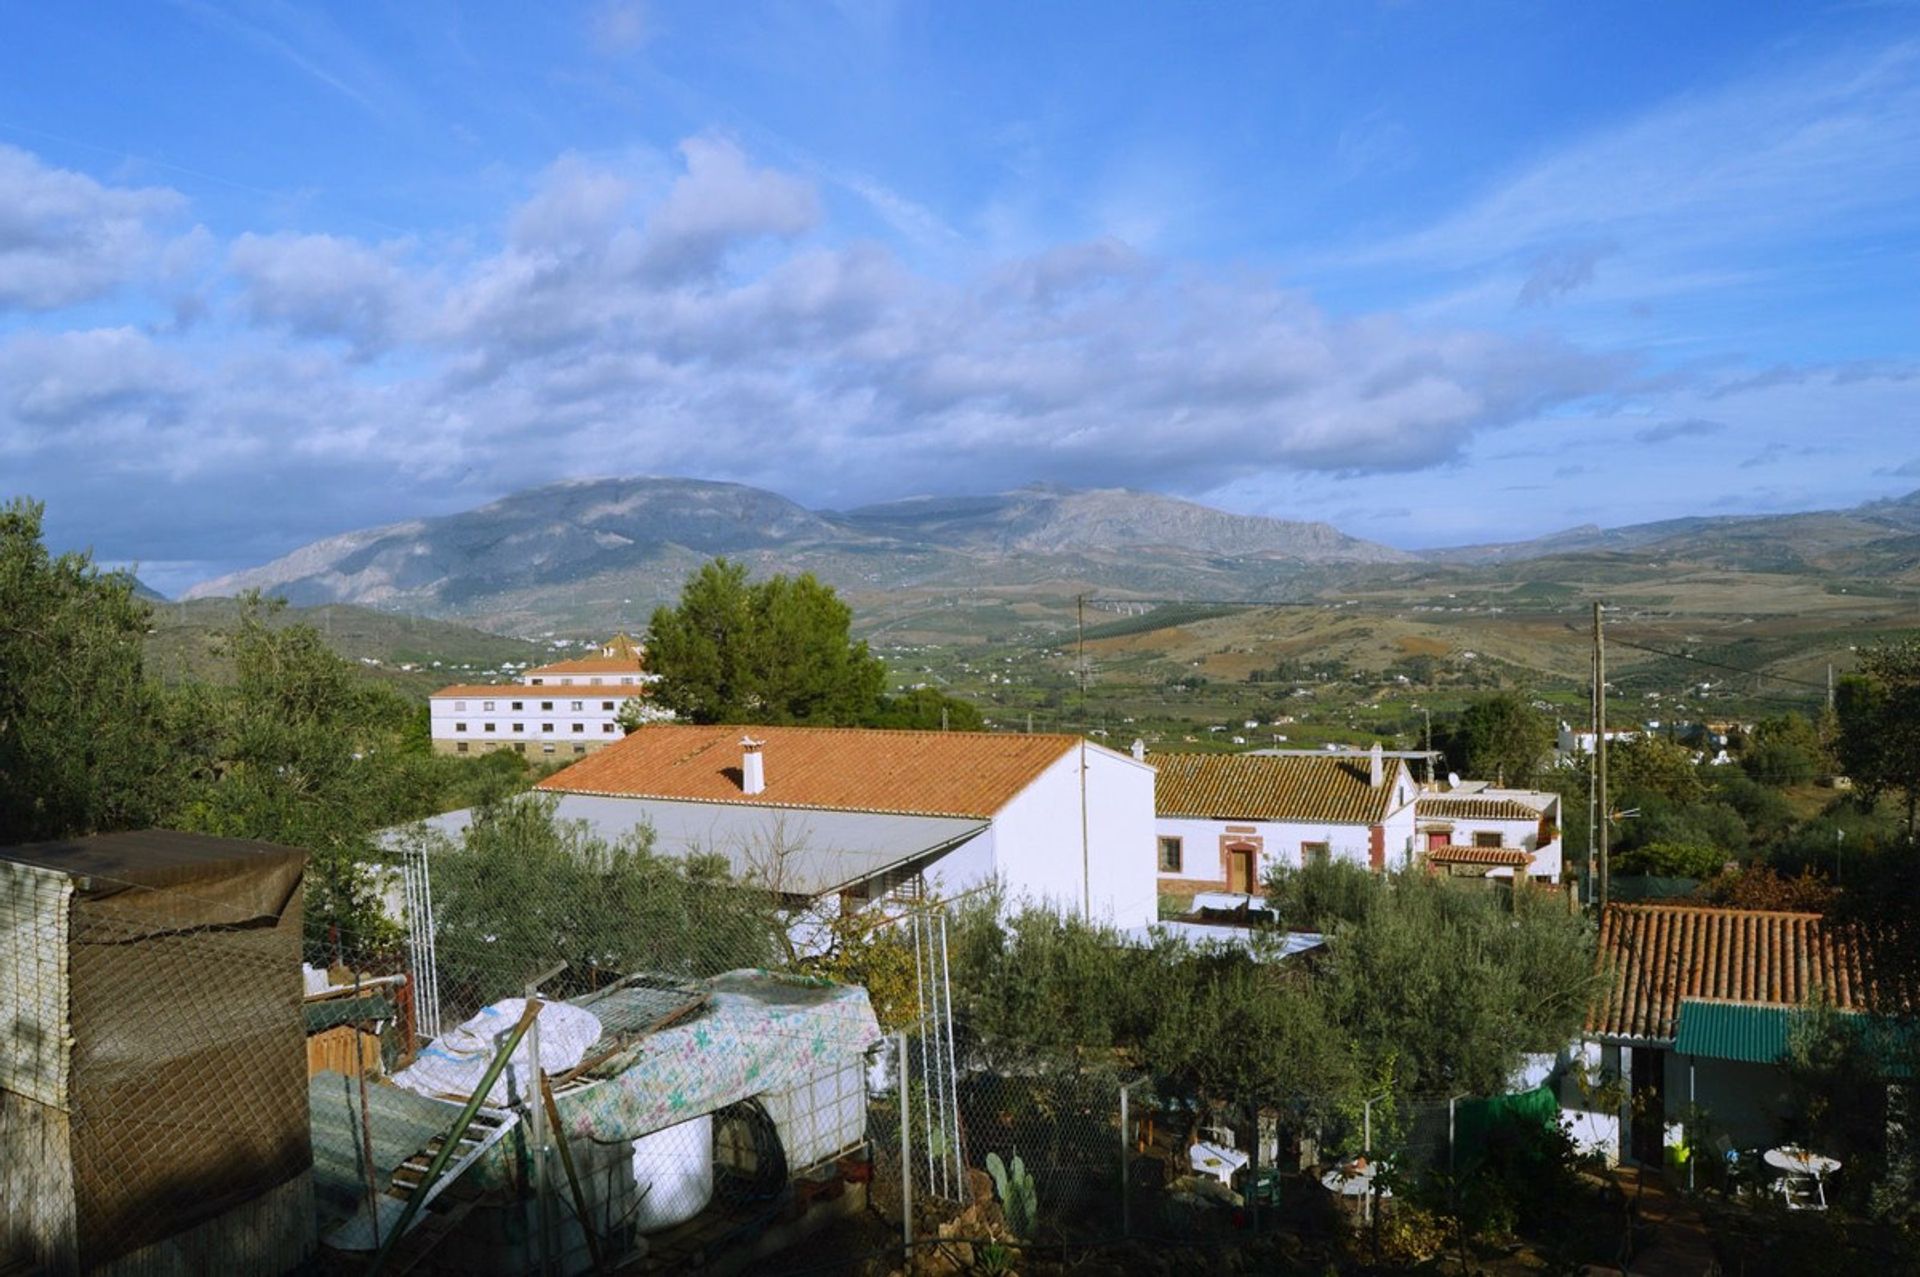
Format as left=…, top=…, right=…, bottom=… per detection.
left=393, top=997, right=603, bottom=1106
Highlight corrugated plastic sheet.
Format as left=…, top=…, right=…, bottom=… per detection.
left=1674, top=999, right=1915, bottom=1071
left=308, top=1070, right=473, bottom=1232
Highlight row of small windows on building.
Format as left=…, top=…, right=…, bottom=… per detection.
left=454, top=742, right=588, bottom=755
left=1156, top=829, right=1509, bottom=874
left=528, top=676, right=640, bottom=686
left=451, top=699, right=618, bottom=712
left=452, top=722, right=618, bottom=734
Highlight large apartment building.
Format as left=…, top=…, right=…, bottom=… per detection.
left=426, top=635, right=662, bottom=758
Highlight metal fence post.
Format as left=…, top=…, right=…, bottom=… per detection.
left=898, top=1030, right=913, bottom=1254
left=1118, top=1081, right=1130, bottom=1238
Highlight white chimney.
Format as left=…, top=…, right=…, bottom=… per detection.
left=1369, top=741, right=1384, bottom=788
left=1131, top=738, right=1146, bottom=762
left=741, top=736, right=766, bottom=795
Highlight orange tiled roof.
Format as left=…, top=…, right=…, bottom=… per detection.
left=1416, top=796, right=1542, bottom=822
left=430, top=684, right=541, bottom=699
left=525, top=655, right=648, bottom=677
left=1425, top=845, right=1532, bottom=867
left=1586, top=903, right=1885, bottom=1042
left=1153, top=753, right=1410, bottom=824
left=537, top=724, right=1086, bottom=818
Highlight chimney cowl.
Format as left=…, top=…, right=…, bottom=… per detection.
left=1369, top=741, right=1384, bottom=788
left=741, top=736, right=766, bottom=795
left=1131, top=738, right=1146, bottom=762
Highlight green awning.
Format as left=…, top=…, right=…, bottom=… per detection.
left=1675, top=999, right=1914, bottom=1074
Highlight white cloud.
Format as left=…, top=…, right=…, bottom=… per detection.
left=0, top=328, right=188, bottom=430
left=637, top=135, right=819, bottom=279
left=0, top=145, right=188, bottom=310
left=228, top=232, right=420, bottom=353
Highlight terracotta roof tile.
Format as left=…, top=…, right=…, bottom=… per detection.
left=537, top=724, right=1087, bottom=818
left=1416, top=796, right=1542, bottom=822
left=1586, top=903, right=1891, bottom=1042
left=1153, top=753, right=1409, bottom=825
left=1425, top=845, right=1532, bottom=867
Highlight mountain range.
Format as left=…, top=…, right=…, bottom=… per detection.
left=181, top=477, right=1920, bottom=635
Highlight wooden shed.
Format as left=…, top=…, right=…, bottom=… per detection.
left=0, top=831, right=315, bottom=1276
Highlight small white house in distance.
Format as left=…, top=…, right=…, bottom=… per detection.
left=426, top=635, right=665, bottom=759
left=523, top=724, right=1158, bottom=927
left=1414, top=784, right=1563, bottom=884
left=1151, top=744, right=1419, bottom=895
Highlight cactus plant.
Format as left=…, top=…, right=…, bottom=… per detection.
left=984, top=1151, right=1038, bottom=1237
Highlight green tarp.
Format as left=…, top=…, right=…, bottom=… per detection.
left=1452, top=1085, right=1559, bottom=1169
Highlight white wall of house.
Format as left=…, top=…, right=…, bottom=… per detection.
left=1154, top=777, right=1419, bottom=889
left=920, top=828, right=997, bottom=903
left=1558, top=1041, right=1622, bottom=1162
left=1666, top=1053, right=1791, bottom=1154
left=992, top=744, right=1157, bottom=928
left=1422, top=814, right=1541, bottom=851
left=429, top=691, right=633, bottom=756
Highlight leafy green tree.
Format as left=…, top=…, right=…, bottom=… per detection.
left=1141, top=949, right=1355, bottom=1125
left=867, top=686, right=984, bottom=731
left=1308, top=871, right=1596, bottom=1096
left=1608, top=735, right=1706, bottom=805
left=170, top=597, right=448, bottom=958
left=421, top=794, right=782, bottom=1011
left=1741, top=712, right=1825, bottom=787
left=0, top=499, right=182, bottom=842
left=646, top=559, right=887, bottom=725
left=1613, top=841, right=1725, bottom=879
left=1436, top=692, right=1554, bottom=786
left=1836, top=639, right=1920, bottom=836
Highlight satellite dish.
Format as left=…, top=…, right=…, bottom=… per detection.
left=1447, top=772, right=1461, bottom=789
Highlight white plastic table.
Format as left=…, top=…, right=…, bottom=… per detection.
left=1320, top=1160, right=1392, bottom=1222
left=1763, top=1147, right=1840, bottom=1177
left=1763, top=1147, right=1838, bottom=1210
left=1190, top=1140, right=1248, bottom=1187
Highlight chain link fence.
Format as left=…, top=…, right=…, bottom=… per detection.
left=4, top=817, right=1572, bottom=1275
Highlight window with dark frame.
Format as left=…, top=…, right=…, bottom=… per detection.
left=1474, top=831, right=1503, bottom=848
left=1302, top=841, right=1331, bottom=865
left=1158, top=836, right=1182, bottom=872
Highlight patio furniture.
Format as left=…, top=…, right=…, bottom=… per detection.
left=1320, top=1156, right=1392, bottom=1223
left=1763, top=1146, right=1839, bottom=1211
left=1190, top=1126, right=1249, bottom=1188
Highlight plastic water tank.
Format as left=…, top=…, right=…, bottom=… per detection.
left=630, top=1113, right=714, bottom=1232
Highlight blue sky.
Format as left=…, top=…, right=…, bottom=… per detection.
left=2, top=2, right=1918, bottom=593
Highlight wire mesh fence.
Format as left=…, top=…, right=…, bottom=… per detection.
left=2, top=812, right=897, bottom=1277
left=4, top=815, right=1578, bottom=1275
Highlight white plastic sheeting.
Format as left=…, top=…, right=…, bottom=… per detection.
left=393, top=998, right=603, bottom=1106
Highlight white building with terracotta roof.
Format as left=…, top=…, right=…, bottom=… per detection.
left=499, top=723, right=1160, bottom=926
left=1150, top=744, right=1419, bottom=896
left=426, top=635, right=664, bottom=759
left=1564, top=902, right=1903, bottom=1166
left=1414, top=783, right=1563, bottom=884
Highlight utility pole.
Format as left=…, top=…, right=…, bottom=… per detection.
left=1076, top=593, right=1088, bottom=725
left=1827, top=663, right=1835, bottom=713
left=1423, top=707, right=1432, bottom=782
left=1594, top=601, right=1609, bottom=912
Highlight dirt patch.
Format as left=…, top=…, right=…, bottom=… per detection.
left=1396, top=635, right=1450, bottom=657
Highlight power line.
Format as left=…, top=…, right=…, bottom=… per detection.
left=1597, top=635, right=1833, bottom=692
